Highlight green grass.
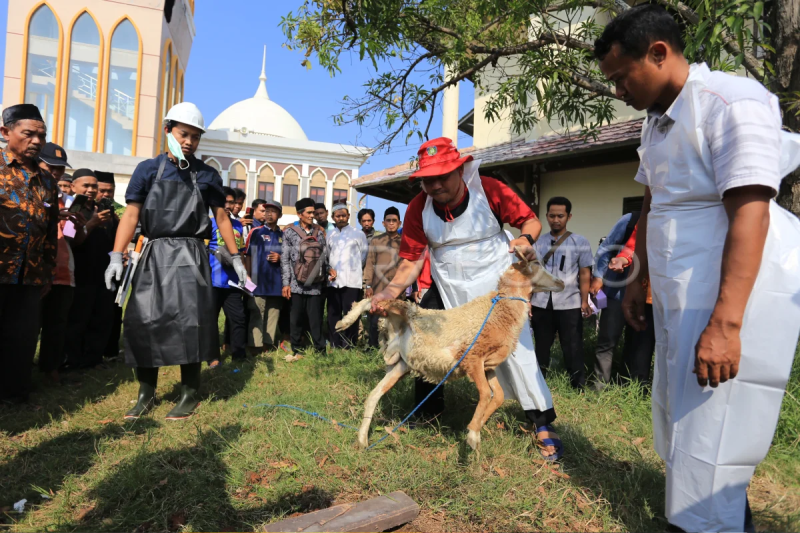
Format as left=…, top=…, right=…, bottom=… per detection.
left=1, top=319, right=798, bottom=532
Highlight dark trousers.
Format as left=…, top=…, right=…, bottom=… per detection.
left=214, top=288, right=246, bottom=359
left=368, top=312, right=380, bottom=348
left=279, top=298, right=291, bottom=339
left=290, top=293, right=326, bottom=353
left=104, top=305, right=123, bottom=357
left=626, top=304, right=656, bottom=383
left=531, top=296, right=585, bottom=389
left=327, top=287, right=361, bottom=348
left=594, top=299, right=656, bottom=385
left=0, top=284, right=41, bottom=400
left=65, top=285, right=115, bottom=369
left=39, top=285, right=74, bottom=373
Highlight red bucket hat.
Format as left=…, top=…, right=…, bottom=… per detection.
left=410, top=137, right=473, bottom=179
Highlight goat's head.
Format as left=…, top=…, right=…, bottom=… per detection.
left=511, top=246, right=565, bottom=293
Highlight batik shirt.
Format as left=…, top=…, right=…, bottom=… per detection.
left=0, top=149, right=59, bottom=285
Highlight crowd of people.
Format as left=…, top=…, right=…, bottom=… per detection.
left=2, top=5, right=800, bottom=531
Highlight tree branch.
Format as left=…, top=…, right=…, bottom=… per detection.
left=650, top=0, right=763, bottom=80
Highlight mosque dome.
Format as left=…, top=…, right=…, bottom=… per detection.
left=208, top=48, right=308, bottom=141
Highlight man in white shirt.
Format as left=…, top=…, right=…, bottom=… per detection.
left=326, top=202, right=368, bottom=348
left=596, top=5, right=800, bottom=532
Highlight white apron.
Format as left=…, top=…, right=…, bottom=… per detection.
left=423, top=160, right=553, bottom=412
left=638, top=69, right=800, bottom=531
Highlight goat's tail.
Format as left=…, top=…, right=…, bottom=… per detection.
left=335, top=299, right=372, bottom=332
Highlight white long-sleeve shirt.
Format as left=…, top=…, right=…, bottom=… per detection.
left=327, top=224, right=368, bottom=289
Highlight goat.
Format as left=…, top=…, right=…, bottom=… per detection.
left=336, top=246, right=565, bottom=450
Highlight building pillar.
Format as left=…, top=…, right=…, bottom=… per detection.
left=222, top=170, right=229, bottom=186
left=442, top=65, right=460, bottom=146
left=325, top=179, right=334, bottom=210
left=274, top=174, right=283, bottom=203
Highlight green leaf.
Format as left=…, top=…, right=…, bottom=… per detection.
left=711, top=22, right=723, bottom=44
left=753, top=1, right=764, bottom=19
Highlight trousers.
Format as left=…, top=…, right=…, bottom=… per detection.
left=290, top=293, right=326, bottom=353
left=104, top=304, right=123, bottom=357
left=327, top=286, right=361, bottom=348
left=0, top=284, right=41, bottom=400
left=214, top=287, right=246, bottom=359
left=531, top=296, right=585, bottom=388
left=368, top=313, right=381, bottom=348
left=248, top=295, right=283, bottom=348
left=65, top=284, right=115, bottom=369
left=594, top=299, right=656, bottom=385
left=39, top=285, right=74, bottom=373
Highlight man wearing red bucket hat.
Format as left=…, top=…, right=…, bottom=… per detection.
left=370, top=137, right=563, bottom=461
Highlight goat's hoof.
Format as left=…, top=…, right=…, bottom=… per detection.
left=466, top=430, right=481, bottom=451
left=356, top=435, right=369, bottom=449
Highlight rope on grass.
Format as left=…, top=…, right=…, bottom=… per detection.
left=243, top=295, right=529, bottom=450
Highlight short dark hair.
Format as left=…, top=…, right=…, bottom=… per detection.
left=358, top=208, right=376, bottom=222
left=594, top=4, right=684, bottom=61
left=252, top=199, right=266, bottom=209
left=233, top=188, right=246, bottom=201
left=547, top=196, right=572, bottom=214
left=314, top=202, right=327, bottom=211
left=222, top=186, right=235, bottom=199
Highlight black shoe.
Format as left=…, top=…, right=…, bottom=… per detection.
left=166, top=363, right=201, bottom=420
left=124, top=368, right=158, bottom=419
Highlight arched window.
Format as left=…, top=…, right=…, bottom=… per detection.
left=333, top=172, right=350, bottom=204
left=204, top=158, right=221, bottom=172
left=103, top=19, right=139, bottom=155
left=310, top=169, right=326, bottom=205
left=257, top=164, right=275, bottom=201
left=63, top=12, right=102, bottom=151
left=177, top=70, right=184, bottom=104
left=228, top=161, right=247, bottom=191
left=23, top=4, right=61, bottom=141
left=169, top=57, right=178, bottom=108
left=282, top=167, right=300, bottom=213
left=159, top=43, right=172, bottom=153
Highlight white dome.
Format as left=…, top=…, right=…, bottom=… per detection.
left=207, top=47, right=308, bottom=141
left=208, top=98, right=307, bottom=141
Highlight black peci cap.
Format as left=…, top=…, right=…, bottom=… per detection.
left=39, top=142, right=71, bottom=168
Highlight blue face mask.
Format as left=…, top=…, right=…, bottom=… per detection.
left=167, top=133, right=190, bottom=170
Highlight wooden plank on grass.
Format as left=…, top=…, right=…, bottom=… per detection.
left=263, top=491, right=419, bottom=532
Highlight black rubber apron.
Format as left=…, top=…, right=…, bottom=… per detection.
left=123, top=157, right=217, bottom=367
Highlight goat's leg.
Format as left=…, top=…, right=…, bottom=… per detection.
left=465, top=364, right=493, bottom=451
left=357, top=360, right=409, bottom=449
left=478, top=370, right=505, bottom=428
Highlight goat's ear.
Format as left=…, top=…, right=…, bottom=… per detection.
left=514, top=245, right=529, bottom=265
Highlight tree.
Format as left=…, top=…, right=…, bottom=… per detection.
left=281, top=0, right=800, bottom=213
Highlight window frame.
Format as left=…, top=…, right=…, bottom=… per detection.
left=282, top=184, right=299, bottom=207
left=21, top=3, right=63, bottom=141
left=99, top=16, right=142, bottom=156
left=57, top=9, right=104, bottom=150
left=258, top=182, right=275, bottom=201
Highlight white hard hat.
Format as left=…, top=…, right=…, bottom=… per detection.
left=164, top=102, right=205, bottom=132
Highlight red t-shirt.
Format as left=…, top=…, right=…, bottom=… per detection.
left=399, top=176, right=536, bottom=261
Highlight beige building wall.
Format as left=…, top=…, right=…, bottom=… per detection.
left=538, top=161, right=643, bottom=252
left=3, top=0, right=194, bottom=159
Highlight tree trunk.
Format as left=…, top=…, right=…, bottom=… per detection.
left=769, top=0, right=800, bottom=215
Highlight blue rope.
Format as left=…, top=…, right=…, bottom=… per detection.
left=243, top=295, right=529, bottom=450
left=242, top=403, right=360, bottom=431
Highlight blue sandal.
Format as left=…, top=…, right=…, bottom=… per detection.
left=535, top=425, right=564, bottom=462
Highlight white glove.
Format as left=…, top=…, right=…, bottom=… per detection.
left=105, top=251, right=124, bottom=291
left=232, top=254, right=248, bottom=288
